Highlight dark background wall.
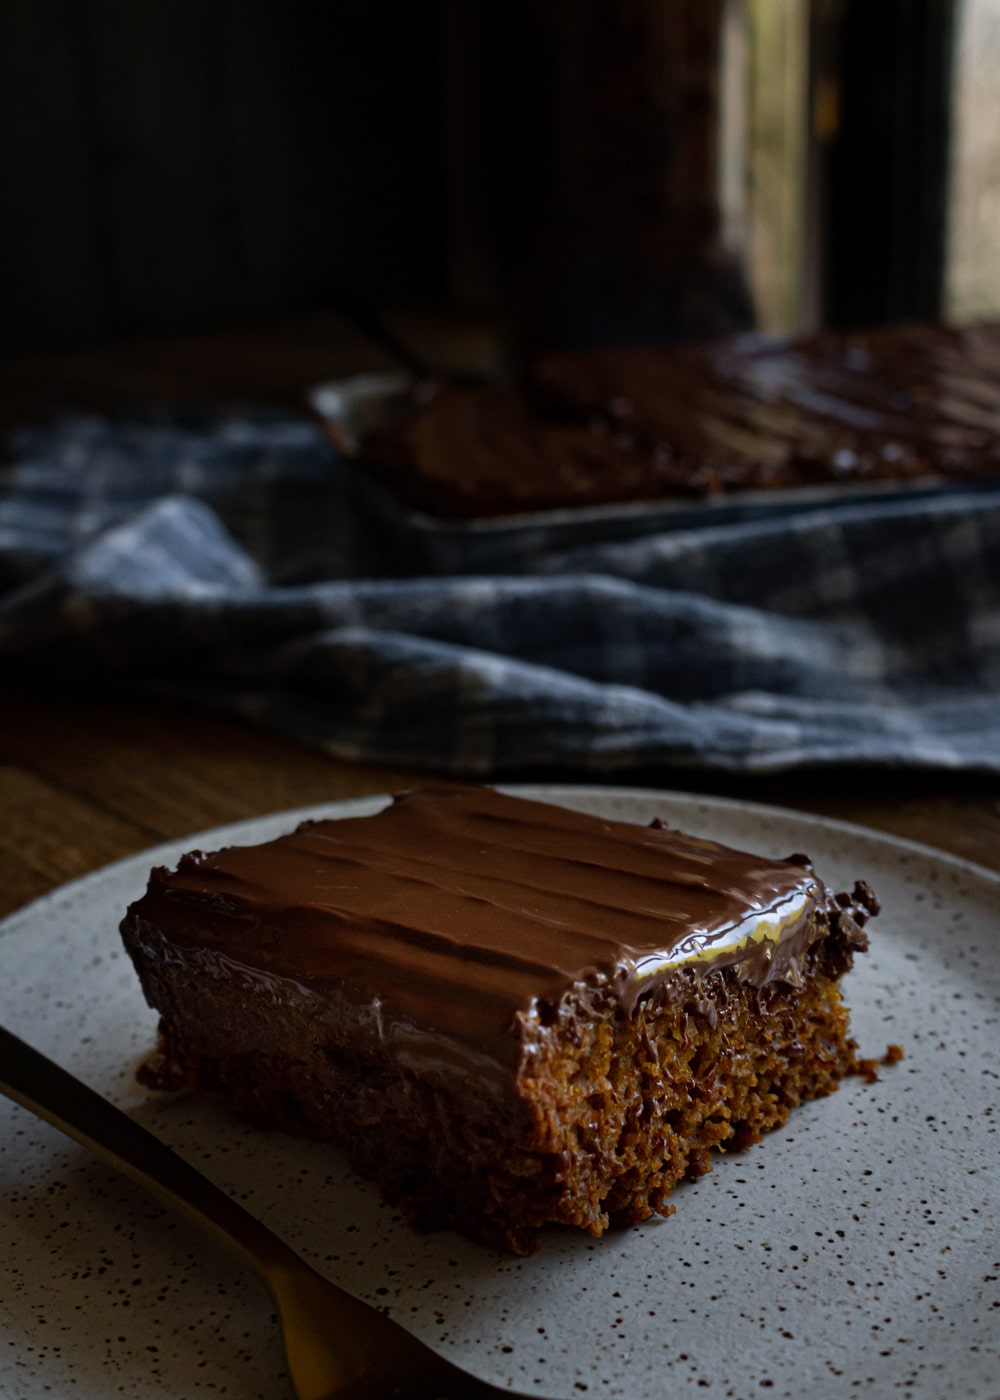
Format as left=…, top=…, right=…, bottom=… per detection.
left=0, top=0, right=448, bottom=353
left=0, top=0, right=961, bottom=357
left=0, top=0, right=750, bottom=357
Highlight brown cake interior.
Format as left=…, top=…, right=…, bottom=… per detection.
left=122, top=786, right=877, bottom=1255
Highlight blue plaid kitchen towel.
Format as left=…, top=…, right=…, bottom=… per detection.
left=2, top=409, right=999, bottom=774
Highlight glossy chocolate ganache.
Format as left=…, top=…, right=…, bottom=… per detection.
left=364, top=321, right=1000, bottom=516
left=122, top=787, right=875, bottom=1090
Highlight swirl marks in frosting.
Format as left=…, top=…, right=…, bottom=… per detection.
left=123, top=786, right=834, bottom=1084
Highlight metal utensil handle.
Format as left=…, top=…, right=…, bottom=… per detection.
left=0, top=1024, right=307, bottom=1287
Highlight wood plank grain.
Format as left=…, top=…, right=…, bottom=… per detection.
left=0, top=312, right=393, bottom=436
left=0, top=765, right=151, bottom=916
left=647, top=767, right=1000, bottom=874
left=0, top=694, right=419, bottom=850
left=2, top=684, right=997, bottom=930
left=814, top=788, right=1000, bottom=872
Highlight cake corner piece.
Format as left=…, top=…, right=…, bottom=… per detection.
left=120, top=785, right=879, bottom=1255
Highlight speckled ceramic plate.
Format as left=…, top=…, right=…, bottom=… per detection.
left=2, top=787, right=999, bottom=1400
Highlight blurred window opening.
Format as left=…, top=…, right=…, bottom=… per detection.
left=946, top=0, right=1000, bottom=319
left=745, top=0, right=809, bottom=332
left=745, top=0, right=1000, bottom=333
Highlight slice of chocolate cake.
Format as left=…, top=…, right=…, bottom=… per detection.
left=120, top=786, right=877, bottom=1255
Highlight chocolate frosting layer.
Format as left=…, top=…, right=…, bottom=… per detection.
left=122, top=787, right=860, bottom=1090
left=363, top=321, right=1000, bottom=517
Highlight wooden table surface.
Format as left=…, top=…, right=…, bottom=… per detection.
left=2, top=310, right=999, bottom=922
